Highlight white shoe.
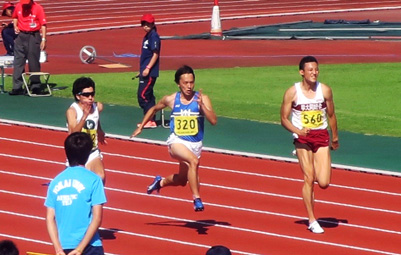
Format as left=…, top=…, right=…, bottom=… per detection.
left=308, top=221, right=324, bottom=234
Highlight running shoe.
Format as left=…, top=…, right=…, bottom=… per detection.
left=137, top=120, right=157, bottom=129
left=193, top=198, right=204, bottom=212
left=147, top=175, right=162, bottom=194
left=308, top=220, right=324, bottom=234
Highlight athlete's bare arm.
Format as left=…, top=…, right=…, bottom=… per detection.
left=322, top=84, right=339, bottom=150
left=131, top=93, right=176, bottom=137
left=196, top=90, right=217, bottom=125
left=280, top=86, right=309, bottom=137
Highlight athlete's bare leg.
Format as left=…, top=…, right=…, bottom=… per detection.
left=296, top=143, right=317, bottom=223
left=162, top=143, right=200, bottom=198
left=296, top=143, right=332, bottom=224
left=313, top=146, right=332, bottom=189
left=162, top=162, right=189, bottom=187
left=86, top=157, right=106, bottom=184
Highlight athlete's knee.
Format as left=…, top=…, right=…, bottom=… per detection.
left=318, top=180, right=330, bottom=189
left=188, top=156, right=199, bottom=168
left=176, top=175, right=187, bottom=186
left=316, top=169, right=331, bottom=189
left=173, top=174, right=187, bottom=186
left=303, top=173, right=315, bottom=186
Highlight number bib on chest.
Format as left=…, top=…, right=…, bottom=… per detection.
left=82, top=128, right=98, bottom=148
left=301, top=110, right=324, bottom=128
left=174, top=116, right=198, bottom=136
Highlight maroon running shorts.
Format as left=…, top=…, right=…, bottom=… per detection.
left=294, top=129, right=330, bottom=153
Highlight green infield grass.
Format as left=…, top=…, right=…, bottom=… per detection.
left=5, top=62, right=400, bottom=137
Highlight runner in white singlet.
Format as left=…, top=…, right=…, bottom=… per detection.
left=281, top=56, right=339, bottom=234
left=66, top=77, right=106, bottom=183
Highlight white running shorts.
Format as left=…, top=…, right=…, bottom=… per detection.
left=167, top=133, right=203, bottom=158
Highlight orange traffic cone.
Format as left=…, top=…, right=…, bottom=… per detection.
left=210, top=2, right=222, bottom=38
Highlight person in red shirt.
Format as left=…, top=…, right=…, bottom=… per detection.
left=9, top=0, right=47, bottom=96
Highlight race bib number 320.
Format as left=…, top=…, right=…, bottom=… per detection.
left=301, top=110, right=324, bottom=128
left=174, top=116, right=198, bottom=136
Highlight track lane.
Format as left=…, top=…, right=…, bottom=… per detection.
left=1, top=124, right=401, bottom=254
left=1, top=0, right=396, bottom=35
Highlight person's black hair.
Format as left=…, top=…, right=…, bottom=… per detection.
left=2, top=5, right=15, bottom=16
left=299, top=56, right=318, bottom=70
left=0, top=240, right=19, bottom=255
left=72, top=77, right=95, bottom=101
left=174, top=65, right=195, bottom=84
left=206, top=245, right=231, bottom=255
left=64, top=132, right=93, bottom=166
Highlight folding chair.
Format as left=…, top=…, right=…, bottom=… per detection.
left=22, top=72, right=52, bottom=97
left=0, top=65, right=4, bottom=93
left=160, top=109, right=170, bottom=128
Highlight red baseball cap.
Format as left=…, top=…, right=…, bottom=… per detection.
left=2, top=2, right=13, bottom=16
left=20, top=0, right=31, bottom=4
left=140, top=14, right=155, bottom=24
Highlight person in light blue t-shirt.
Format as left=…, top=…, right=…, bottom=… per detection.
left=45, top=132, right=107, bottom=255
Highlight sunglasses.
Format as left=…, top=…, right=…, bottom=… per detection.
left=78, top=92, right=95, bottom=97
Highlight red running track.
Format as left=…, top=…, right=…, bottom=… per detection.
left=10, top=0, right=400, bottom=35
left=0, top=0, right=398, bottom=75
left=1, top=123, right=401, bottom=255
left=1, top=1, right=401, bottom=254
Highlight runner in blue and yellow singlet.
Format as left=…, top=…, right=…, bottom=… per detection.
left=131, top=65, right=217, bottom=212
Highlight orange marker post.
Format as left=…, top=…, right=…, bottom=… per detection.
left=211, top=0, right=223, bottom=38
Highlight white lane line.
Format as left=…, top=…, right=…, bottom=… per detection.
left=0, top=206, right=400, bottom=255
left=1, top=158, right=401, bottom=216
left=0, top=232, right=118, bottom=255
left=1, top=152, right=401, bottom=217
left=1, top=136, right=400, bottom=197
left=0, top=172, right=400, bottom=236
left=1, top=119, right=399, bottom=177
left=0, top=210, right=255, bottom=255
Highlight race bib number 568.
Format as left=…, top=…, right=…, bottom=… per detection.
left=174, top=116, right=198, bottom=136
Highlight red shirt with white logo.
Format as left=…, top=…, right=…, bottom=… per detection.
left=12, top=2, right=46, bottom=32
